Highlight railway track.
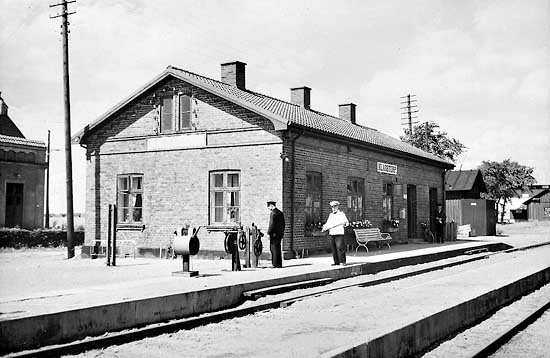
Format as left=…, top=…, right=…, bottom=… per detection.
left=6, top=242, right=550, bottom=358
left=468, top=299, right=550, bottom=358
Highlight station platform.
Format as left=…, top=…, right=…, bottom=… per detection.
left=0, top=239, right=530, bottom=354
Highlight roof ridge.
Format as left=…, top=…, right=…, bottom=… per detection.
left=169, top=65, right=352, bottom=123
left=0, top=134, right=46, bottom=147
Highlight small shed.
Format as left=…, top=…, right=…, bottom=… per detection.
left=446, top=199, right=497, bottom=237
left=445, top=170, right=495, bottom=236
left=445, top=170, right=486, bottom=200
left=521, top=188, right=550, bottom=221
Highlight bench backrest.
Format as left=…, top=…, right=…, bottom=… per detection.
left=354, top=228, right=382, bottom=240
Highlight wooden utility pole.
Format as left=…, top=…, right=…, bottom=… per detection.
left=400, top=94, right=419, bottom=134
left=45, top=130, right=51, bottom=228
left=50, top=0, right=76, bottom=258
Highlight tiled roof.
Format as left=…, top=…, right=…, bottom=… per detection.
left=445, top=170, right=484, bottom=191
left=74, top=65, right=453, bottom=167
left=169, top=66, right=452, bottom=166
left=522, top=188, right=550, bottom=205
left=0, top=134, right=46, bottom=148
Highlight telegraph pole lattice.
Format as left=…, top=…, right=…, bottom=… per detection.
left=50, top=0, right=76, bottom=259
left=400, top=94, right=419, bottom=134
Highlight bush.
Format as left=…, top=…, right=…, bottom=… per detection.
left=0, top=228, right=84, bottom=248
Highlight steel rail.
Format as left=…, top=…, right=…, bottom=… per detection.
left=468, top=299, right=550, bottom=358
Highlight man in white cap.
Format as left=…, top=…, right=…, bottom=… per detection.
left=267, top=201, right=285, bottom=268
left=322, top=201, right=349, bottom=266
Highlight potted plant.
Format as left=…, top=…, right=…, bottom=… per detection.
left=383, top=219, right=400, bottom=232
left=306, top=221, right=326, bottom=236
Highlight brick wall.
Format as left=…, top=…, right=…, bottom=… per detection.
left=84, top=77, right=283, bottom=255
left=82, top=75, right=448, bottom=258
left=0, top=161, right=45, bottom=228
left=289, top=134, right=445, bottom=252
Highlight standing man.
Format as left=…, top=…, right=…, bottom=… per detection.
left=322, top=201, right=349, bottom=266
left=434, top=204, right=446, bottom=243
left=267, top=201, right=285, bottom=268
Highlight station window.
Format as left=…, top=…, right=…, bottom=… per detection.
left=179, top=94, right=192, bottom=130
left=160, top=94, right=193, bottom=133
left=160, top=97, right=174, bottom=133
left=305, top=171, right=322, bottom=233
left=210, top=171, right=240, bottom=225
left=347, top=177, right=364, bottom=222
left=383, top=183, right=393, bottom=220
left=117, top=174, right=143, bottom=224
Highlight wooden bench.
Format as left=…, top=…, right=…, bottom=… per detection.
left=353, top=228, right=392, bottom=254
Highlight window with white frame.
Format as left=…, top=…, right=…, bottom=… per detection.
left=160, top=93, right=193, bottom=133
left=179, top=94, right=192, bottom=130
left=160, top=97, right=174, bottom=133
left=117, top=174, right=143, bottom=224
left=382, top=182, right=393, bottom=220
left=305, top=171, right=322, bottom=233
left=347, top=177, right=364, bottom=222
left=210, top=171, right=240, bottom=225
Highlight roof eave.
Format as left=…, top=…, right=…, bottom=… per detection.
left=288, top=123, right=454, bottom=169
left=289, top=123, right=455, bottom=169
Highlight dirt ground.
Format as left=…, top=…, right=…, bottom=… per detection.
left=61, top=223, right=550, bottom=358
left=0, top=221, right=548, bottom=301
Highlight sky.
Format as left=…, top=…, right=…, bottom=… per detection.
left=1, top=0, right=549, bottom=214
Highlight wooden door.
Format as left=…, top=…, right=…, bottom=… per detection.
left=5, top=183, right=24, bottom=227
left=407, top=185, right=417, bottom=238
left=429, top=188, right=438, bottom=233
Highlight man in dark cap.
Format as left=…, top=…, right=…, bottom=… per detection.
left=267, top=201, right=285, bottom=268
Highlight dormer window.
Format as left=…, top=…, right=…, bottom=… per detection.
left=160, top=93, right=193, bottom=133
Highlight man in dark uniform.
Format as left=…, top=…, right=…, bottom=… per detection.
left=434, top=204, right=446, bottom=243
left=267, top=201, right=285, bottom=268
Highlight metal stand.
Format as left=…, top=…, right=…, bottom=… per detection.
left=232, top=234, right=241, bottom=271
left=172, top=254, right=198, bottom=277
left=107, top=204, right=117, bottom=266
left=172, top=226, right=200, bottom=277
left=244, top=226, right=251, bottom=268
left=224, top=230, right=242, bottom=271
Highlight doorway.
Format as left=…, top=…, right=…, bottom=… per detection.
left=429, top=188, right=438, bottom=233
left=5, top=183, right=24, bottom=227
left=407, top=185, right=417, bottom=238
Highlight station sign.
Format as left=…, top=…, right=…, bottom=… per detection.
left=377, top=162, right=398, bottom=175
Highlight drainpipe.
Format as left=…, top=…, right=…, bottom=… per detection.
left=289, top=128, right=305, bottom=256
left=442, top=168, right=448, bottom=239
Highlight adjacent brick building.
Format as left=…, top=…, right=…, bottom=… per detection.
left=0, top=93, right=46, bottom=229
left=73, top=62, right=454, bottom=258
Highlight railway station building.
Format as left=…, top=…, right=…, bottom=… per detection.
left=0, top=93, right=47, bottom=229
left=74, top=61, right=454, bottom=258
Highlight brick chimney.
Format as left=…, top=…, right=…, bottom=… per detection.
left=290, top=87, right=311, bottom=109
left=221, top=61, right=246, bottom=90
left=0, top=92, right=8, bottom=116
left=339, top=103, right=356, bottom=124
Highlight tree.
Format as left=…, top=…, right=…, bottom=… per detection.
left=479, top=159, right=536, bottom=223
left=400, top=121, right=466, bottom=163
